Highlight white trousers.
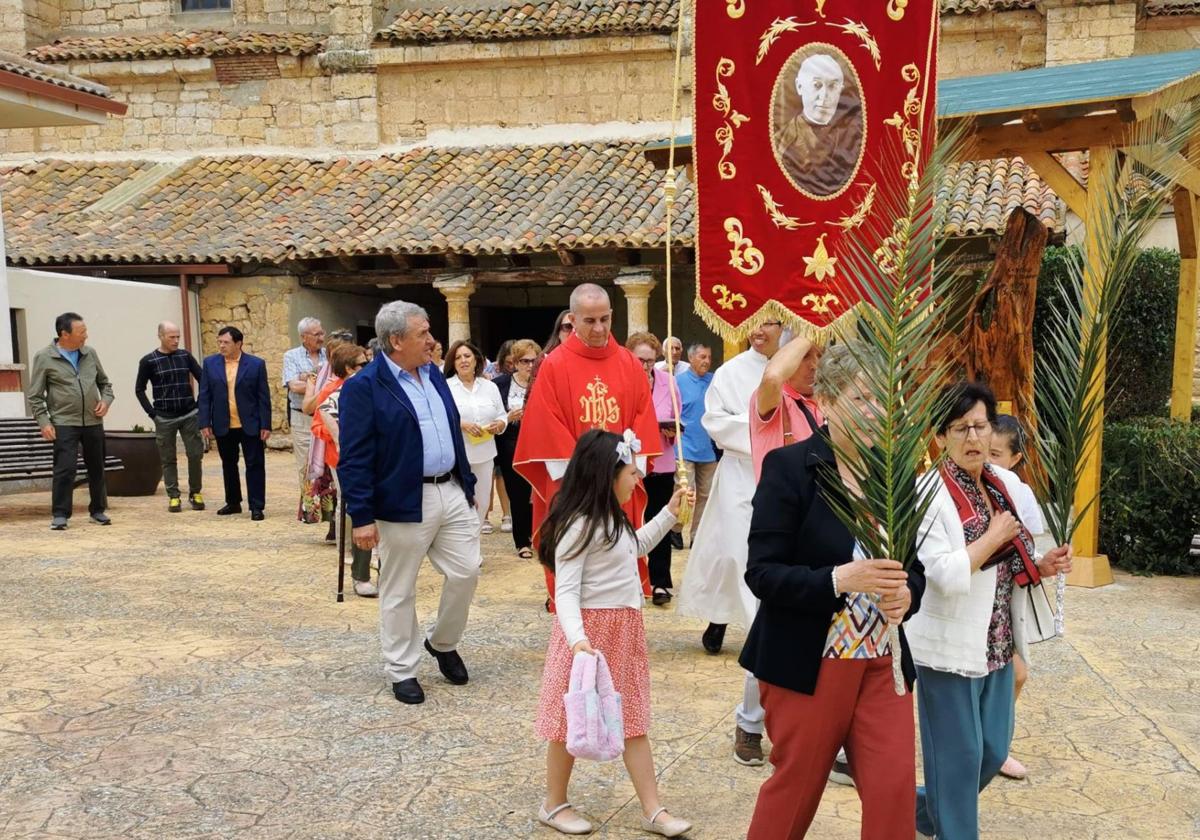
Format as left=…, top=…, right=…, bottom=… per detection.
left=468, top=459, right=493, bottom=526
left=376, top=481, right=481, bottom=683
left=290, top=408, right=311, bottom=483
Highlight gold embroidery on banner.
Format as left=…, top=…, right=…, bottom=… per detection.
left=803, top=232, right=838, bottom=282
left=883, top=63, right=924, bottom=187
left=579, top=376, right=621, bottom=428
left=724, top=217, right=765, bottom=275
left=725, top=0, right=745, bottom=19
left=887, top=0, right=908, bottom=21
left=713, top=58, right=749, bottom=180
left=826, top=183, right=877, bottom=231
left=828, top=19, right=881, bottom=71
left=815, top=0, right=828, bottom=18
left=756, top=184, right=816, bottom=230
left=802, top=292, right=841, bottom=314
left=756, top=17, right=815, bottom=65
left=712, top=284, right=749, bottom=311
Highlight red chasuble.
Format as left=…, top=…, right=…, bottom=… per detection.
left=514, top=333, right=662, bottom=610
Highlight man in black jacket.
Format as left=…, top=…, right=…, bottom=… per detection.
left=135, top=321, right=205, bottom=512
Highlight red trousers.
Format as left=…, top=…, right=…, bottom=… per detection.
left=748, top=657, right=916, bottom=840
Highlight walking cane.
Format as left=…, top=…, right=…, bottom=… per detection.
left=336, top=495, right=347, bottom=603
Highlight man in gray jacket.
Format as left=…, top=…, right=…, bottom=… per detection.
left=27, top=312, right=115, bottom=530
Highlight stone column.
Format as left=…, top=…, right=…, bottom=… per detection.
left=434, top=274, right=477, bottom=345
left=615, top=270, right=658, bottom=336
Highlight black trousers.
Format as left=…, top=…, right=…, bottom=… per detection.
left=216, top=429, right=266, bottom=512
left=644, top=471, right=676, bottom=589
left=497, top=451, right=533, bottom=550
left=51, top=424, right=107, bottom=519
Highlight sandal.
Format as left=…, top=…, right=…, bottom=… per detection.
left=641, top=807, right=691, bottom=837
left=518, top=547, right=534, bottom=560
left=538, top=802, right=593, bottom=835
left=651, top=588, right=672, bottom=607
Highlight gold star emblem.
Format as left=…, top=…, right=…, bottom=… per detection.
left=803, top=233, right=838, bottom=283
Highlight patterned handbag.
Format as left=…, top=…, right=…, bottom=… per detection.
left=564, top=650, right=625, bottom=761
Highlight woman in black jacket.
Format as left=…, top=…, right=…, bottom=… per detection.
left=739, top=342, right=926, bottom=840
left=492, top=338, right=541, bottom=559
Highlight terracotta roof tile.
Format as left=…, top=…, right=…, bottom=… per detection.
left=0, top=143, right=1059, bottom=266
left=938, top=157, right=1062, bottom=237
left=0, top=49, right=113, bottom=97
left=1145, top=0, right=1200, bottom=15
left=940, top=0, right=1035, bottom=14
left=376, top=0, right=677, bottom=44
left=28, top=30, right=325, bottom=63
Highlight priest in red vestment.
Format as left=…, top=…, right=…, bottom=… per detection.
left=514, top=283, right=662, bottom=610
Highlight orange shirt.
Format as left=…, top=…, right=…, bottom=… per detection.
left=225, top=356, right=241, bottom=429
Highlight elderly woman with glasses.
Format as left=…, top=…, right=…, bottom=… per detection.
left=907, top=382, right=1073, bottom=840
left=741, top=343, right=926, bottom=840
left=493, top=339, right=542, bottom=559
left=312, top=343, right=377, bottom=596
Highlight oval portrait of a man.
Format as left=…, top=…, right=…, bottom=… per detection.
left=770, top=44, right=865, bottom=200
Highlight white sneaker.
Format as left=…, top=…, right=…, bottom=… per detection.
left=354, top=580, right=378, bottom=598
left=501, top=515, right=513, bottom=533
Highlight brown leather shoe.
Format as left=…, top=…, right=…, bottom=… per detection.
left=734, top=726, right=764, bottom=766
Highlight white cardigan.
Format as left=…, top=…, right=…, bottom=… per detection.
left=905, top=465, right=1032, bottom=678
left=447, top=375, right=507, bottom=464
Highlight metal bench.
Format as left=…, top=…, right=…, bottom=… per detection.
left=0, top=417, right=123, bottom=495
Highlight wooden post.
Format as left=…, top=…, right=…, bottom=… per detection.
left=179, top=274, right=191, bottom=351
left=1069, top=146, right=1116, bottom=588
left=964, top=208, right=1048, bottom=477
left=1170, top=188, right=1199, bottom=422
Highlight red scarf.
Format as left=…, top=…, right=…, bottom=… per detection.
left=939, top=463, right=1041, bottom=588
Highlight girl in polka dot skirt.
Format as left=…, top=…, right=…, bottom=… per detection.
left=534, top=428, right=693, bottom=838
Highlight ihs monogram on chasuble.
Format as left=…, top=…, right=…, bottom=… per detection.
left=579, top=377, right=621, bottom=428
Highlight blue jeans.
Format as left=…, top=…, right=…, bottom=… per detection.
left=916, top=662, right=1015, bottom=840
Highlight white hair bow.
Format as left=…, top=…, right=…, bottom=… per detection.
left=615, top=429, right=642, bottom=466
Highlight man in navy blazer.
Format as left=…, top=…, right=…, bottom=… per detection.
left=198, top=326, right=272, bottom=520
left=339, top=300, right=480, bottom=706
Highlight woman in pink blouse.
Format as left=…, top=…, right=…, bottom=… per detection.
left=626, top=333, right=681, bottom=607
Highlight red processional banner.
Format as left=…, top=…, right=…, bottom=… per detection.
left=694, top=0, right=940, bottom=339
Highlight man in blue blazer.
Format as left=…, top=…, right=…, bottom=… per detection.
left=198, top=326, right=272, bottom=520
left=339, top=301, right=480, bottom=706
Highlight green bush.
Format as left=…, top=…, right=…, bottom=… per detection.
left=1034, top=246, right=1181, bottom=421
left=1100, top=418, right=1200, bottom=575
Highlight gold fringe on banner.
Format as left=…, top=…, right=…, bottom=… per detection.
left=693, top=292, right=862, bottom=346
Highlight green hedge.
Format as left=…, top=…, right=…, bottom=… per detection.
left=1100, top=418, right=1200, bottom=575
left=1034, top=246, right=1181, bottom=422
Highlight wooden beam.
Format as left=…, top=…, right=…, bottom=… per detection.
left=953, top=112, right=1132, bottom=160
left=1123, top=147, right=1200, bottom=197
left=306, top=264, right=623, bottom=289
left=335, top=255, right=358, bottom=272
left=1171, top=187, right=1199, bottom=423
left=279, top=259, right=310, bottom=276
left=505, top=254, right=532, bottom=268
left=1023, top=150, right=1089, bottom=221
left=390, top=254, right=411, bottom=269
left=1070, top=144, right=1117, bottom=583
left=556, top=248, right=582, bottom=266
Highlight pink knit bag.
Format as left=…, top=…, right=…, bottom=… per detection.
left=564, top=650, right=625, bottom=761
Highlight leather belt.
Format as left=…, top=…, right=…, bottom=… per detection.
left=423, top=471, right=454, bottom=485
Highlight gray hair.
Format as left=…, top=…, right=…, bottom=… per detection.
left=156, top=320, right=178, bottom=336
left=569, top=283, right=610, bottom=312
left=686, top=342, right=711, bottom=357
left=297, top=316, right=322, bottom=336
left=375, top=301, right=429, bottom=351
left=813, top=341, right=880, bottom=403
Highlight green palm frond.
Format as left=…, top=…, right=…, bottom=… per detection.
left=1031, top=99, right=1200, bottom=548
left=819, top=125, right=974, bottom=571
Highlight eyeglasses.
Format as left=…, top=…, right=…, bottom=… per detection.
left=760, top=321, right=783, bottom=329
left=946, top=422, right=993, bottom=440
left=638, top=358, right=656, bottom=367
left=516, top=357, right=536, bottom=366
left=352, top=359, right=368, bottom=368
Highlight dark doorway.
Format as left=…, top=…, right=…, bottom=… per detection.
left=475, top=305, right=563, bottom=359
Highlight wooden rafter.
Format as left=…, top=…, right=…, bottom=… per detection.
left=1123, top=147, right=1200, bottom=197
left=1023, top=150, right=1089, bottom=221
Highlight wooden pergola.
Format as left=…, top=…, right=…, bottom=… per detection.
left=646, top=47, right=1200, bottom=586
left=940, top=48, right=1200, bottom=586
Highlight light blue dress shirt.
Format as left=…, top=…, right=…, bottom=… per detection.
left=677, top=369, right=717, bottom=463
left=382, top=355, right=457, bottom=477
left=281, top=346, right=327, bottom=411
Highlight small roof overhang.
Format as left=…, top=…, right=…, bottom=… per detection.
left=0, top=53, right=126, bottom=129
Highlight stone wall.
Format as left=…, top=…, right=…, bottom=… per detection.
left=376, top=36, right=682, bottom=143
left=939, top=10, right=1043, bottom=77
left=199, top=274, right=297, bottom=431
left=0, top=58, right=379, bottom=154
left=0, top=0, right=26, bottom=52
left=1043, top=0, right=1137, bottom=66
left=1136, top=15, right=1200, bottom=55
left=56, top=0, right=338, bottom=34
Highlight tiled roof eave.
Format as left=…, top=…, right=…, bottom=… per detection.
left=27, top=30, right=326, bottom=64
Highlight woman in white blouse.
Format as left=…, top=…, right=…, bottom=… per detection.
left=444, top=341, right=508, bottom=529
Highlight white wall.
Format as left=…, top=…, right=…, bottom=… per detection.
left=8, top=269, right=190, bottom=431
